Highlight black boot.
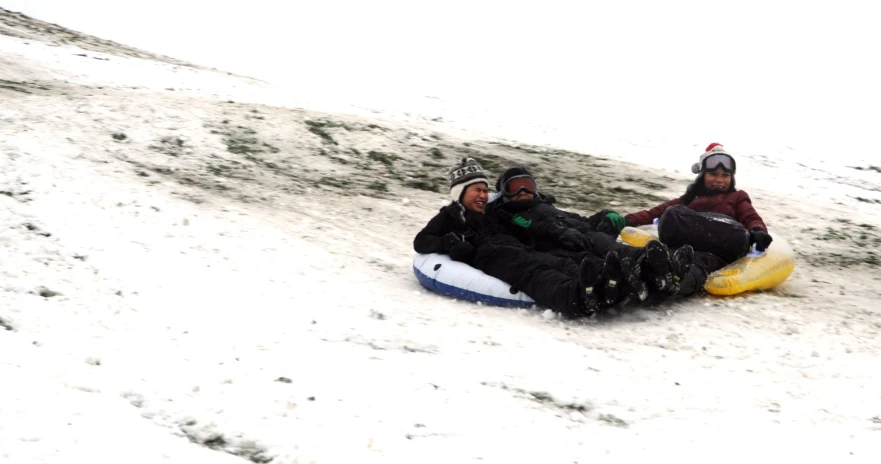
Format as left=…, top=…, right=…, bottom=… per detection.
left=644, top=240, right=679, bottom=294
left=600, top=251, right=625, bottom=306
left=577, top=257, right=600, bottom=315
left=621, top=255, right=648, bottom=302
left=671, top=245, right=695, bottom=282
left=675, top=271, right=700, bottom=297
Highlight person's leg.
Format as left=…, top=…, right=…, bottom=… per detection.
left=580, top=231, right=649, bottom=303
left=473, top=244, right=595, bottom=318
left=675, top=250, right=728, bottom=297
left=658, top=205, right=750, bottom=262
left=587, top=230, right=645, bottom=262
left=643, top=241, right=684, bottom=293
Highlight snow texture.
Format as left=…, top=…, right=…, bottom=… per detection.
left=1, top=6, right=881, bottom=464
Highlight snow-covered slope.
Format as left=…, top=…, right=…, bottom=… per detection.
left=2, top=9, right=880, bottom=463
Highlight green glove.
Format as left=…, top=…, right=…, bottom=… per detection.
left=512, top=215, right=533, bottom=229
left=602, top=212, right=626, bottom=233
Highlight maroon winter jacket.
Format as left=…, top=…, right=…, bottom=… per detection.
left=625, top=190, right=767, bottom=232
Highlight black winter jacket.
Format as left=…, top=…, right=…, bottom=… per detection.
left=413, top=202, right=523, bottom=264
left=487, top=194, right=611, bottom=251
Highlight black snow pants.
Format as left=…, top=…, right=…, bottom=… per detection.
left=657, top=204, right=748, bottom=296
left=472, top=242, right=591, bottom=318
left=587, top=229, right=646, bottom=262
left=658, top=205, right=750, bottom=263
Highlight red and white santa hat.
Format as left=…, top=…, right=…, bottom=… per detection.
left=691, top=143, right=735, bottom=174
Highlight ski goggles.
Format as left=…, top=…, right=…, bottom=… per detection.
left=701, top=153, right=736, bottom=173
left=501, top=175, right=538, bottom=197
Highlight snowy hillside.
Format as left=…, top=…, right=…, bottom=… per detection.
left=1, top=8, right=880, bottom=463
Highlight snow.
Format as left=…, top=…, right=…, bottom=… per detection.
left=2, top=9, right=881, bottom=464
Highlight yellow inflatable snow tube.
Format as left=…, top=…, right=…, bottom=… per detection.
left=619, top=225, right=796, bottom=296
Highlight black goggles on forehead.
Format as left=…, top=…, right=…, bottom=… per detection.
left=702, top=153, right=736, bottom=173
left=501, top=175, right=538, bottom=197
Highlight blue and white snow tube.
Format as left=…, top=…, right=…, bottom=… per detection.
left=413, top=253, right=535, bottom=308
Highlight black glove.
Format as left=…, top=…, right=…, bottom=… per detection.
left=440, top=232, right=463, bottom=253
left=597, top=211, right=628, bottom=236
left=449, top=241, right=476, bottom=262
left=551, top=224, right=589, bottom=251
left=749, top=229, right=773, bottom=252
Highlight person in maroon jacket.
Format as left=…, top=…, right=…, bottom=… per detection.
left=624, top=143, right=773, bottom=296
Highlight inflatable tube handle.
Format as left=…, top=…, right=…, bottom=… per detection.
left=746, top=243, right=766, bottom=258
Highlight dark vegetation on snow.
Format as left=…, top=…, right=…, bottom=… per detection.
left=179, top=421, right=274, bottom=464
left=82, top=93, right=879, bottom=273
left=0, top=6, right=217, bottom=70
left=3, top=4, right=879, bottom=276
left=478, top=381, right=636, bottom=427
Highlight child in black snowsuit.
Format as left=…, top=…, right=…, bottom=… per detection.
left=487, top=166, right=695, bottom=305
left=414, top=158, right=608, bottom=318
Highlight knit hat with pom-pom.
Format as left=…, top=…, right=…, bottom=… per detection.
left=692, top=143, right=736, bottom=174
left=448, top=157, right=489, bottom=202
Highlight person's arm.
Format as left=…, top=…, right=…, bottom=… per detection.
left=579, top=209, right=627, bottom=236
left=413, top=210, right=454, bottom=254
left=624, top=198, right=682, bottom=227
left=734, top=191, right=767, bottom=232
left=735, top=191, right=773, bottom=251
left=505, top=214, right=589, bottom=251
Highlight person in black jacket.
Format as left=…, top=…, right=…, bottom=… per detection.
left=488, top=166, right=695, bottom=303
left=414, top=158, right=612, bottom=318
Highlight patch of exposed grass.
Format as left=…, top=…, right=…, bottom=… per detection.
left=367, top=181, right=388, bottom=192
left=261, top=142, right=280, bottom=154
left=472, top=154, right=510, bottom=174
left=149, top=135, right=187, bottom=157
left=850, top=165, right=881, bottom=173
left=37, top=287, right=60, bottom=298
left=481, top=382, right=593, bottom=415
left=0, top=79, right=48, bottom=93
left=624, top=177, right=668, bottom=190
left=598, top=413, right=629, bottom=428
left=317, top=176, right=352, bottom=189
left=489, top=141, right=543, bottom=154
left=207, top=164, right=233, bottom=176
left=368, top=151, right=399, bottom=166
left=404, top=179, right=441, bottom=192
left=305, top=120, right=338, bottom=145
left=179, top=424, right=273, bottom=463
left=817, top=228, right=851, bottom=241
left=0, top=316, right=13, bottom=331
left=225, top=136, right=262, bottom=155
left=776, top=292, right=806, bottom=298
left=803, top=251, right=881, bottom=268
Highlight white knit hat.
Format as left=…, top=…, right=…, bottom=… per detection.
left=448, top=157, right=489, bottom=202
left=692, top=143, right=736, bottom=174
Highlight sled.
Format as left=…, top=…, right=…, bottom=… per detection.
left=619, top=225, right=796, bottom=296
left=413, top=253, right=535, bottom=308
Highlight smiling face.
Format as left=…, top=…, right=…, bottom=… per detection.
left=461, top=182, right=489, bottom=213
left=703, top=166, right=732, bottom=191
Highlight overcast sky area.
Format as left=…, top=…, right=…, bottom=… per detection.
left=4, top=0, right=880, bottom=160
